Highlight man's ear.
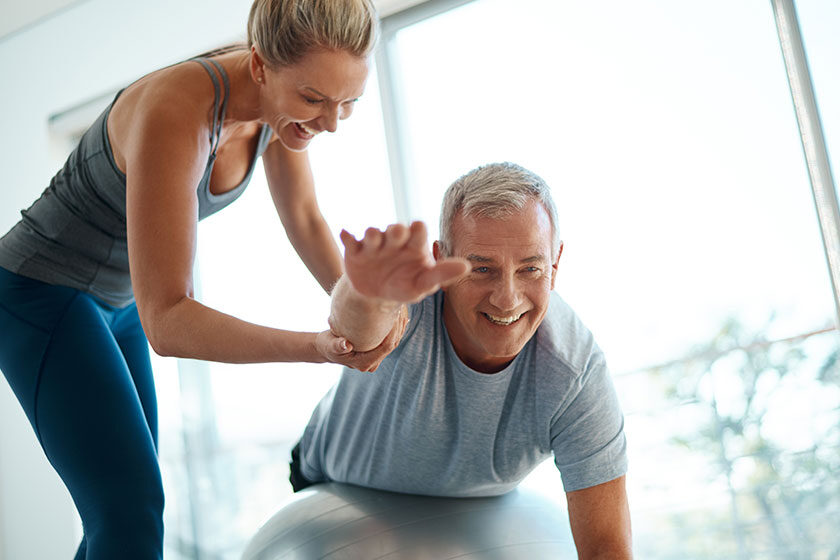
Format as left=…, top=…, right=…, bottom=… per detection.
left=549, top=241, right=563, bottom=290
left=432, top=241, right=443, bottom=261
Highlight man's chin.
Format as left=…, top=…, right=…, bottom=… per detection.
left=478, top=339, right=529, bottom=365
left=478, top=321, right=532, bottom=348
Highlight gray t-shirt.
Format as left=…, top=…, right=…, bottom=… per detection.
left=299, top=290, right=627, bottom=496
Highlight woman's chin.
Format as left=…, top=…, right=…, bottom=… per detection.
left=278, top=130, right=312, bottom=152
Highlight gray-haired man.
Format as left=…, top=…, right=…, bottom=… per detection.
left=296, top=162, right=632, bottom=557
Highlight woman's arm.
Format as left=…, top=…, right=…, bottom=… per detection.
left=118, top=79, right=353, bottom=365
left=262, top=141, right=344, bottom=293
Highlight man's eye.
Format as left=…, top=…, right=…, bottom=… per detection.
left=303, top=97, right=322, bottom=105
left=473, top=267, right=490, bottom=274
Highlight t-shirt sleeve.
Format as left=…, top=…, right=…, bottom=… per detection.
left=401, top=298, right=428, bottom=342
left=549, top=352, right=627, bottom=492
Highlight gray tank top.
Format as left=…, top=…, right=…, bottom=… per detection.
left=0, top=57, right=272, bottom=307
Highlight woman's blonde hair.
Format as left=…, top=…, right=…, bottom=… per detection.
left=247, top=0, right=378, bottom=68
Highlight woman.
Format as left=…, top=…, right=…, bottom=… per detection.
left=0, top=1, right=397, bottom=558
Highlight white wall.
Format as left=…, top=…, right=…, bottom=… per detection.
left=0, top=2, right=252, bottom=557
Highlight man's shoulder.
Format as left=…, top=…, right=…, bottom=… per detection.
left=533, top=292, right=602, bottom=377
left=402, top=291, right=445, bottom=343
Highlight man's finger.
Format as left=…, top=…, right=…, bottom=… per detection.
left=361, top=227, right=384, bottom=252
left=406, top=221, right=429, bottom=250
left=340, top=230, right=360, bottom=255
left=383, top=223, right=410, bottom=249
left=417, top=259, right=470, bottom=292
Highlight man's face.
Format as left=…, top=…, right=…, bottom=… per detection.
left=435, top=199, right=561, bottom=373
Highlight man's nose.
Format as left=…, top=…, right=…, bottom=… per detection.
left=488, top=274, right=522, bottom=311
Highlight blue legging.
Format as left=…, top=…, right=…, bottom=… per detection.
left=0, top=266, right=164, bottom=559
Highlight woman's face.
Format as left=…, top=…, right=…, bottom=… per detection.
left=255, top=48, right=370, bottom=152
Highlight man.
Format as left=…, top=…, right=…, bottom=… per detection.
left=295, top=162, right=632, bottom=557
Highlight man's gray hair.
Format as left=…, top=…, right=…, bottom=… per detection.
left=438, top=162, right=561, bottom=256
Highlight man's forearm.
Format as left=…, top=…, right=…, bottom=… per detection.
left=329, top=275, right=403, bottom=353
left=567, top=476, right=632, bottom=559
left=331, top=221, right=466, bottom=353
left=580, top=542, right=633, bottom=560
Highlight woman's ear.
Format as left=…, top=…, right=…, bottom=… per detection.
left=250, top=46, right=266, bottom=83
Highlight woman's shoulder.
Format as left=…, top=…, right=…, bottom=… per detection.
left=107, top=59, right=224, bottom=170
left=114, top=59, right=220, bottom=124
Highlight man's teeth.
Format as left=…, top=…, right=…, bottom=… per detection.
left=298, top=123, right=318, bottom=136
left=484, top=312, right=523, bottom=326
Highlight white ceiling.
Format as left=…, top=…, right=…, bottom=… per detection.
left=0, top=0, right=81, bottom=40
left=0, top=0, right=428, bottom=41
left=376, top=0, right=428, bottom=17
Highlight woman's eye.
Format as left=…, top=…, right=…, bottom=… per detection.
left=303, top=97, right=322, bottom=105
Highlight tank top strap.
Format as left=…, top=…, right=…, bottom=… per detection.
left=192, top=57, right=231, bottom=159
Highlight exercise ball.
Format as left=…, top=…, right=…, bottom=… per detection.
left=241, top=482, right=575, bottom=559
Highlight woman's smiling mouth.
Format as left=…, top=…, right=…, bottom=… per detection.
left=294, top=122, right=319, bottom=138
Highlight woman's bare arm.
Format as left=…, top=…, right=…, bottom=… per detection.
left=115, top=75, right=355, bottom=365
left=263, top=141, right=344, bottom=294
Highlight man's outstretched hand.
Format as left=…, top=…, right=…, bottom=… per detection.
left=340, top=221, right=469, bottom=304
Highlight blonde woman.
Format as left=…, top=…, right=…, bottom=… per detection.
left=0, top=1, right=396, bottom=557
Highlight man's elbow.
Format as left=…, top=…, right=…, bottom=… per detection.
left=327, top=313, right=383, bottom=353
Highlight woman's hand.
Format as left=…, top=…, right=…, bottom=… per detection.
left=315, top=306, right=409, bottom=372
left=340, top=221, right=468, bottom=304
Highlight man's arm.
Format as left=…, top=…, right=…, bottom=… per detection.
left=330, top=222, right=468, bottom=352
left=328, top=274, right=404, bottom=353
left=566, top=475, right=633, bottom=559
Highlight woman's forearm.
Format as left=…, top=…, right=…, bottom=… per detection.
left=144, top=296, right=325, bottom=364
left=285, top=210, right=344, bottom=294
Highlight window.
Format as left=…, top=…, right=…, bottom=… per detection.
left=377, top=0, right=839, bottom=556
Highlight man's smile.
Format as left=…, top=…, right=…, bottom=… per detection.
left=482, top=311, right=526, bottom=326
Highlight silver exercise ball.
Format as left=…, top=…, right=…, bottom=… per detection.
left=241, top=482, right=575, bottom=560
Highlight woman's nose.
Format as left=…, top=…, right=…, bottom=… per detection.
left=321, top=104, right=339, bottom=133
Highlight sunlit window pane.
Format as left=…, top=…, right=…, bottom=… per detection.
left=387, top=0, right=839, bottom=556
